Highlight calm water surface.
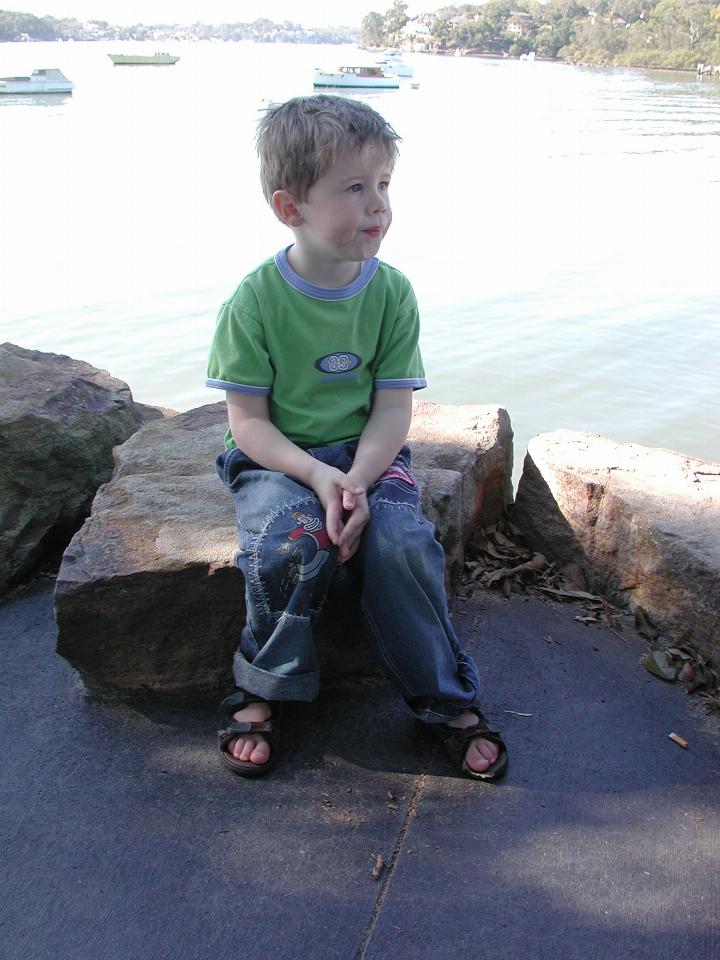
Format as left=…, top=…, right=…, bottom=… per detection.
left=1, top=41, right=719, bottom=485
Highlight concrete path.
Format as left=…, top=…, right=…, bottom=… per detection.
left=1, top=582, right=719, bottom=960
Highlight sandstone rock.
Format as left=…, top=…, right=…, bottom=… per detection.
left=514, top=430, right=720, bottom=660
left=0, top=344, right=168, bottom=596
left=55, top=401, right=513, bottom=700
left=410, top=401, right=514, bottom=572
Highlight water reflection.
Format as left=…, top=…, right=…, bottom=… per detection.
left=0, top=93, right=72, bottom=108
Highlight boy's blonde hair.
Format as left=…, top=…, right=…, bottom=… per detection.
left=256, top=95, right=401, bottom=204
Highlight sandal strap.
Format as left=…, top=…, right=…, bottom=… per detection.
left=434, top=708, right=496, bottom=740
left=445, top=722, right=504, bottom=745
left=219, top=690, right=271, bottom=726
left=223, top=719, right=273, bottom=735
left=219, top=690, right=264, bottom=710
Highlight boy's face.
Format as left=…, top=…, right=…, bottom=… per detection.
left=292, top=144, right=393, bottom=266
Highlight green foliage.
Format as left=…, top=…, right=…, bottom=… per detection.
left=650, top=0, right=717, bottom=51
left=360, top=2, right=410, bottom=48
left=0, top=11, right=62, bottom=41
left=361, top=11, right=387, bottom=48
left=611, top=1, right=652, bottom=24
left=385, top=0, right=410, bottom=39
left=416, top=0, right=720, bottom=68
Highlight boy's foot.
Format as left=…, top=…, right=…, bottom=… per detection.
left=225, top=700, right=272, bottom=765
left=217, top=692, right=279, bottom=777
left=433, top=708, right=508, bottom=781
left=447, top=710, right=499, bottom=774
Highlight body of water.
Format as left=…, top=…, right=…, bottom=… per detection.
left=1, top=41, right=719, bottom=485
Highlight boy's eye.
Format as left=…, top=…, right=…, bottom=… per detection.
left=348, top=183, right=363, bottom=192
left=379, top=181, right=390, bottom=191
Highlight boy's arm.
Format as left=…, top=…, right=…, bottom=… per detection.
left=225, top=392, right=363, bottom=545
left=348, top=388, right=413, bottom=489
left=337, top=388, right=413, bottom=560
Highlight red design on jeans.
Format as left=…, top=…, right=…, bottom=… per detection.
left=286, top=514, right=332, bottom=582
left=288, top=526, right=332, bottom=551
left=378, top=465, right=415, bottom=487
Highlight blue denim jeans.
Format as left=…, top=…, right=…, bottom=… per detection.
left=216, top=441, right=480, bottom=723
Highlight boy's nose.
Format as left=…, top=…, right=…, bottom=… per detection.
left=367, top=192, right=386, bottom=215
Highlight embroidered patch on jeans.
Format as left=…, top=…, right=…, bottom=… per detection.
left=378, top=465, right=416, bottom=487
left=284, top=512, right=333, bottom=583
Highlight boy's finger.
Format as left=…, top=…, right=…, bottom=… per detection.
left=342, top=490, right=356, bottom=510
left=337, top=509, right=369, bottom=547
left=324, top=500, right=344, bottom=544
left=340, top=533, right=362, bottom=562
left=341, top=477, right=365, bottom=496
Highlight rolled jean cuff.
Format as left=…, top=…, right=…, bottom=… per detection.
left=233, top=655, right=320, bottom=702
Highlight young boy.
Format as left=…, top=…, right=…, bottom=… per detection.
left=206, top=95, right=507, bottom=781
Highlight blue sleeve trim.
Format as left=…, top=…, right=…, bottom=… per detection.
left=375, top=378, right=427, bottom=391
left=205, top=379, right=271, bottom=395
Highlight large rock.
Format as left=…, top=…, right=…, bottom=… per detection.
left=514, top=430, right=720, bottom=659
left=0, top=344, right=167, bottom=596
left=54, top=402, right=513, bottom=700
left=409, top=401, right=514, bottom=568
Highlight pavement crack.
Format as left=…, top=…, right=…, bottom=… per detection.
left=354, top=773, right=428, bottom=960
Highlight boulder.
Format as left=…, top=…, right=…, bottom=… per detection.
left=0, top=344, right=168, bottom=596
left=514, top=430, right=720, bottom=660
left=410, top=400, right=514, bottom=570
left=54, top=401, right=513, bottom=700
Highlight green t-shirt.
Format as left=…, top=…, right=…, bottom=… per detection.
left=206, top=247, right=426, bottom=448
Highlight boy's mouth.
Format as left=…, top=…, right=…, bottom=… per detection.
left=362, top=227, right=383, bottom=238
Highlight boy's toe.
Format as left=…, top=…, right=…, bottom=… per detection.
left=464, top=737, right=498, bottom=774
left=249, top=738, right=271, bottom=765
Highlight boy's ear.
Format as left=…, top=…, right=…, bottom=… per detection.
left=272, top=190, right=304, bottom=227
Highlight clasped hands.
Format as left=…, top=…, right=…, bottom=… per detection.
left=308, top=461, right=370, bottom=563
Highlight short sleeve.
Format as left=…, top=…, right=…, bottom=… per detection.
left=373, top=282, right=426, bottom=390
left=205, top=294, right=273, bottom=395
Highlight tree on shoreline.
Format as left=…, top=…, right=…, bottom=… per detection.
left=361, top=1, right=409, bottom=48
left=361, top=11, right=386, bottom=48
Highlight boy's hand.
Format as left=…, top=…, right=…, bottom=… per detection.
left=308, top=461, right=366, bottom=557
left=336, top=486, right=370, bottom=562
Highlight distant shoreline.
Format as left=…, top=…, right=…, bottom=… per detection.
left=2, top=36, right=709, bottom=76
left=427, top=49, right=704, bottom=75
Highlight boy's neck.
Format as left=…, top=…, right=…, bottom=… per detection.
left=286, top=244, right=362, bottom=289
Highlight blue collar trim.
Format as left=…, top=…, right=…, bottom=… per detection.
left=274, top=246, right=379, bottom=301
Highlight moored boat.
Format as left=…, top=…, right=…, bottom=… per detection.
left=375, top=50, right=414, bottom=78
left=0, top=68, right=73, bottom=95
left=108, top=52, right=179, bottom=65
left=313, top=65, right=399, bottom=89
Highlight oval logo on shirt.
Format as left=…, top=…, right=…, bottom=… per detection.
left=315, top=352, right=361, bottom=374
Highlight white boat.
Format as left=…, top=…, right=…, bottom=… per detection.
left=108, top=52, right=179, bottom=66
left=313, top=66, right=399, bottom=89
left=375, top=51, right=414, bottom=78
left=0, top=68, right=73, bottom=95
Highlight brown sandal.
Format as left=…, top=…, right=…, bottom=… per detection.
left=432, top=708, right=508, bottom=782
left=217, top=690, right=281, bottom=778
